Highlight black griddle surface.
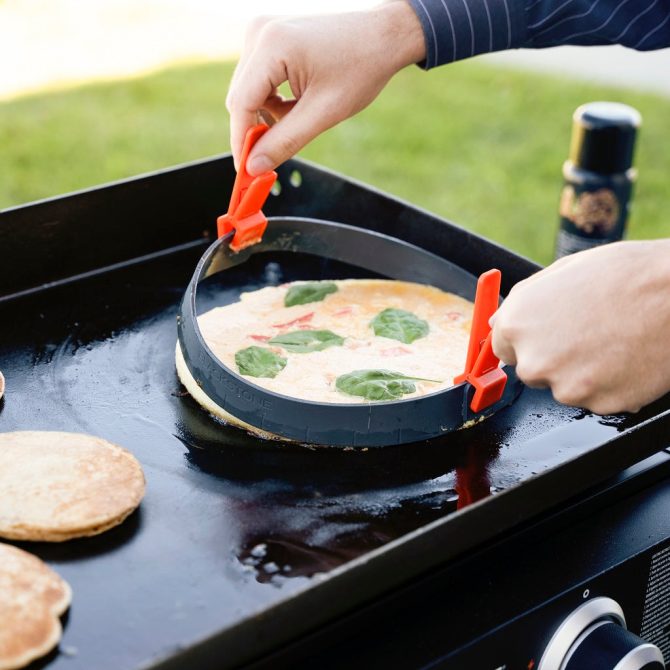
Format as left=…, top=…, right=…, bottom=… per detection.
left=1, top=243, right=664, bottom=670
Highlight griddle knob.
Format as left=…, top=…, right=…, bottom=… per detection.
left=538, top=597, right=664, bottom=670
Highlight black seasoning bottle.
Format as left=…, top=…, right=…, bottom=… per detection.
left=555, top=102, right=641, bottom=259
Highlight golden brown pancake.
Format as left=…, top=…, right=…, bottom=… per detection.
left=0, top=431, right=145, bottom=542
left=176, top=279, right=473, bottom=439
left=0, top=542, right=72, bottom=670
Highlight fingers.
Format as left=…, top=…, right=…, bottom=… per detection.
left=226, top=18, right=287, bottom=168
left=227, top=70, right=282, bottom=170
left=245, top=92, right=338, bottom=175
left=229, top=107, right=261, bottom=171
left=256, top=109, right=276, bottom=127
left=262, top=94, right=297, bottom=122
left=492, top=301, right=554, bottom=389
left=490, top=317, right=517, bottom=368
left=228, top=71, right=336, bottom=176
left=226, top=6, right=414, bottom=174
left=226, top=3, right=428, bottom=173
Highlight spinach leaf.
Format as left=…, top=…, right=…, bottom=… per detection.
left=335, top=369, right=440, bottom=401
left=269, top=329, right=345, bottom=353
left=284, top=281, right=338, bottom=307
left=235, top=346, right=287, bottom=378
left=370, top=308, right=429, bottom=344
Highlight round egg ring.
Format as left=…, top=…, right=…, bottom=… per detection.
left=177, top=217, right=522, bottom=447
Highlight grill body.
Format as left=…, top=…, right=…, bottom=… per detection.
left=0, top=157, right=668, bottom=670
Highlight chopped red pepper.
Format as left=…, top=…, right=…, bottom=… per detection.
left=249, top=334, right=271, bottom=342
left=272, top=312, right=314, bottom=328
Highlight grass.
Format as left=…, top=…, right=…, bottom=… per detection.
left=1, top=59, right=668, bottom=265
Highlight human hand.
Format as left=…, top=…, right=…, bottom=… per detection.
left=226, top=2, right=425, bottom=175
left=491, top=240, right=670, bottom=415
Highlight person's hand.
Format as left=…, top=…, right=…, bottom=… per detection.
left=226, top=2, right=425, bottom=175
left=491, top=240, right=670, bottom=415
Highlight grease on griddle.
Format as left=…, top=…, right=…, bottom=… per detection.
left=181, top=428, right=499, bottom=584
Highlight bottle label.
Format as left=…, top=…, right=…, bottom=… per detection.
left=555, top=180, right=632, bottom=259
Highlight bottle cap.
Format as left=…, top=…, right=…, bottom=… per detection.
left=569, top=102, right=641, bottom=174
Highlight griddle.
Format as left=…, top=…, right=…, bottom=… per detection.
left=1, top=157, right=669, bottom=670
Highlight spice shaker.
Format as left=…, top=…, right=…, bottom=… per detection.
left=555, top=102, right=641, bottom=259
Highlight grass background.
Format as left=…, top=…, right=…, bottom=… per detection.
left=1, top=59, right=668, bottom=265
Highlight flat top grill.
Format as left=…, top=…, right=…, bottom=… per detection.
left=0, top=157, right=668, bottom=670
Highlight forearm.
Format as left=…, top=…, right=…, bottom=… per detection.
left=381, top=1, right=428, bottom=69
left=407, top=0, right=670, bottom=69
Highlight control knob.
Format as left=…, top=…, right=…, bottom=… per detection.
left=538, top=597, right=664, bottom=670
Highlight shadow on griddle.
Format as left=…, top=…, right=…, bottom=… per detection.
left=25, top=646, right=59, bottom=670
left=177, top=392, right=503, bottom=582
left=178, top=401, right=501, bottom=581
left=176, top=386, right=503, bottom=493
left=11, top=508, right=143, bottom=563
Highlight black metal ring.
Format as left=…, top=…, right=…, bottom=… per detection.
left=177, top=217, right=521, bottom=446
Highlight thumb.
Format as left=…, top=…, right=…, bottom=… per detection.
left=246, top=93, right=336, bottom=175
left=490, top=318, right=517, bottom=367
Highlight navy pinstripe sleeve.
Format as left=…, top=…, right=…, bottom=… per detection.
left=407, top=0, right=670, bottom=69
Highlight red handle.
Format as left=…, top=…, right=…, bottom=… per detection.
left=467, top=331, right=508, bottom=413
left=455, top=269, right=501, bottom=383
left=454, top=269, right=507, bottom=413
left=217, top=124, right=277, bottom=251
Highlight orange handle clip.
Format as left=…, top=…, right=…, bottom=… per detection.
left=454, top=269, right=507, bottom=413
left=217, top=124, right=277, bottom=252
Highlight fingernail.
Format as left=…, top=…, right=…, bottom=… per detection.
left=248, top=154, right=273, bottom=175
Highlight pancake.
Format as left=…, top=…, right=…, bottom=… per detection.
left=0, top=542, right=71, bottom=670
left=176, top=279, right=473, bottom=438
left=0, top=431, right=146, bottom=542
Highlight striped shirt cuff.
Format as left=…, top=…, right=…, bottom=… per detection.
left=408, top=0, right=527, bottom=68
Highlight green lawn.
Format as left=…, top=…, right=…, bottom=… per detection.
left=1, top=60, right=668, bottom=265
